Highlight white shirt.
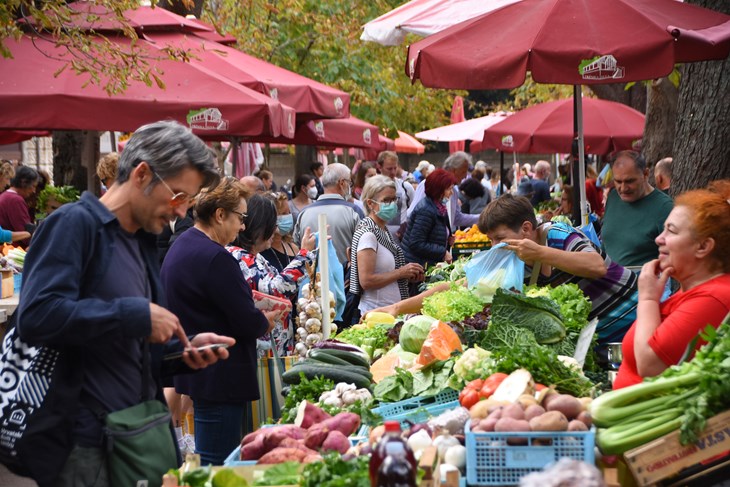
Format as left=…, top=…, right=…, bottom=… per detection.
left=356, top=232, right=402, bottom=314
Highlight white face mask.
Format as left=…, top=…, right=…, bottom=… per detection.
left=306, top=187, right=318, bottom=200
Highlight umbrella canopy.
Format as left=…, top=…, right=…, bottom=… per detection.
left=142, top=32, right=350, bottom=121
left=0, top=131, right=51, bottom=145
left=449, top=96, right=466, bottom=153
left=361, top=0, right=520, bottom=46
left=257, top=116, right=383, bottom=150
left=0, top=34, right=296, bottom=139
left=416, top=112, right=511, bottom=143
left=471, top=98, right=644, bottom=154
left=406, top=0, right=730, bottom=89
left=394, top=130, right=425, bottom=154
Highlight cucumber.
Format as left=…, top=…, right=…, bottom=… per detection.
left=307, top=348, right=351, bottom=366
left=292, top=359, right=372, bottom=380
left=314, top=348, right=371, bottom=368
left=282, top=363, right=372, bottom=389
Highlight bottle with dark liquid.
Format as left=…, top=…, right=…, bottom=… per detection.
left=369, top=421, right=417, bottom=487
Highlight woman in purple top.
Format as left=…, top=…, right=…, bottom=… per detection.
left=161, top=178, right=279, bottom=466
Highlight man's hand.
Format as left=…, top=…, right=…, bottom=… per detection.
left=149, top=303, right=190, bottom=348
left=301, top=227, right=316, bottom=252
left=504, top=238, right=543, bottom=263
left=638, top=259, right=673, bottom=303
left=182, top=333, right=236, bottom=370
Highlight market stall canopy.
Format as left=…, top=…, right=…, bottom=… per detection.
left=361, top=0, right=520, bottom=46
left=258, top=116, right=382, bottom=150
left=142, top=32, right=350, bottom=121
left=405, top=0, right=730, bottom=89
left=471, top=98, right=645, bottom=154
left=0, top=34, right=296, bottom=139
left=0, top=131, right=51, bottom=145
left=416, top=112, right=511, bottom=143
left=394, top=131, right=425, bottom=154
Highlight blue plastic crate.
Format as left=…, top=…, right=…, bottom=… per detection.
left=13, top=273, right=21, bottom=294
left=358, top=399, right=461, bottom=438
left=374, top=389, right=460, bottom=418
left=465, top=420, right=595, bottom=486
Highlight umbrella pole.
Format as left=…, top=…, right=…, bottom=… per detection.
left=576, top=87, right=588, bottom=225
left=499, top=151, right=504, bottom=195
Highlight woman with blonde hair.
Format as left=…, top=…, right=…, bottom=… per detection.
left=614, top=179, right=730, bottom=388
left=0, top=161, right=15, bottom=193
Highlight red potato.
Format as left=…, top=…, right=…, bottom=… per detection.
left=545, top=395, right=583, bottom=420
left=568, top=420, right=588, bottom=432
left=241, top=435, right=266, bottom=460
left=576, top=411, right=593, bottom=428
left=295, top=400, right=332, bottom=429
left=478, top=417, right=498, bottom=432
left=258, top=447, right=317, bottom=464
left=524, top=404, right=546, bottom=421
left=501, top=403, right=525, bottom=421
left=262, top=427, right=306, bottom=452
left=241, top=424, right=305, bottom=446
left=494, top=417, right=531, bottom=445
left=304, top=426, right=330, bottom=449
left=319, top=412, right=362, bottom=436
left=322, top=430, right=351, bottom=454
left=529, top=411, right=569, bottom=432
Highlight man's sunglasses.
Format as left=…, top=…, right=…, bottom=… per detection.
left=150, top=167, right=192, bottom=208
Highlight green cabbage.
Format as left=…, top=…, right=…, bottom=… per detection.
left=399, top=315, right=436, bottom=353
left=490, top=288, right=566, bottom=344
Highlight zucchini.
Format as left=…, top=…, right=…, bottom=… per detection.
left=292, top=359, right=372, bottom=380
left=282, top=364, right=372, bottom=389
left=307, top=348, right=351, bottom=366
left=311, top=348, right=370, bottom=368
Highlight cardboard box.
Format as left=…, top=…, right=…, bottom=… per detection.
left=1, top=270, right=13, bottom=298
left=624, top=409, right=730, bottom=486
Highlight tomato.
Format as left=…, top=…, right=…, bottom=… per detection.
left=478, top=372, right=509, bottom=399
left=465, top=379, right=484, bottom=391
left=459, top=388, right=480, bottom=409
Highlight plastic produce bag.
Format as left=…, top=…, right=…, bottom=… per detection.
left=464, top=243, right=525, bottom=301
left=298, top=233, right=345, bottom=321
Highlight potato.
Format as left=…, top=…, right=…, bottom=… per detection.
left=369, top=424, right=386, bottom=445
left=578, top=397, right=593, bottom=410
left=529, top=411, right=569, bottom=432
left=494, top=417, right=530, bottom=445
left=576, top=411, right=593, bottom=428
left=487, top=408, right=503, bottom=420
left=540, top=390, right=560, bottom=408
left=568, top=419, right=588, bottom=432
left=517, top=394, right=538, bottom=409
left=322, top=430, right=351, bottom=454
left=524, top=404, right=546, bottom=421
left=478, top=417, right=498, bottom=432
left=501, top=403, right=525, bottom=421
left=469, top=400, right=492, bottom=420
left=545, top=395, right=583, bottom=420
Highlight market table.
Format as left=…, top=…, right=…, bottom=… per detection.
left=0, top=294, right=19, bottom=340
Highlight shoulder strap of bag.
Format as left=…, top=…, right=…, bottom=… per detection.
left=529, top=223, right=550, bottom=286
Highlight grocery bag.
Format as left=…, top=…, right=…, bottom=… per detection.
left=464, top=243, right=525, bottom=301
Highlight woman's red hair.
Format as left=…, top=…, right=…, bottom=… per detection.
left=425, top=168, right=456, bottom=201
left=675, top=179, right=730, bottom=272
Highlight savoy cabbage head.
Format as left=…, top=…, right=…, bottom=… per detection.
left=490, top=289, right=566, bottom=344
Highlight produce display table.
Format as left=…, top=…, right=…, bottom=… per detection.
left=0, top=294, right=19, bottom=340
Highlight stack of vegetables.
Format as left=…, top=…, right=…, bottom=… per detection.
left=1, top=244, right=25, bottom=273
left=591, top=318, right=730, bottom=455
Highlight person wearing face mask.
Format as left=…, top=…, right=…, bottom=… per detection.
left=228, top=194, right=317, bottom=357
left=289, top=174, right=318, bottom=223
left=401, top=169, right=457, bottom=270
left=349, top=176, right=424, bottom=319
left=293, top=162, right=363, bottom=267
left=261, top=192, right=300, bottom=272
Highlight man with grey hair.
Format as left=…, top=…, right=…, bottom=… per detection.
left=602, top=150, right=673, bottom=268
left=4, top=121, right=233, bottom=486
left=530, top=160, right=552, bottom=207
left=240, top=175, right=265, bottom=194
left=294, top=162, right=363, bottom=266
left=654, top=157, right=672, bottom=193
left=407, top=151, right=479, bottom=231
left=378, top=150, right=415, bottom=241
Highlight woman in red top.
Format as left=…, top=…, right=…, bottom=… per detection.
left=613, top=179, right=730, bottom=389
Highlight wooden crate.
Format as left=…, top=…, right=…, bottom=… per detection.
left=1, top=270, right=13, bottom=298
left=624, top=409, right=730, bottom=486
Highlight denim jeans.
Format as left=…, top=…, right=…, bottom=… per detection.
left=193, top=399, right=245, bottom=466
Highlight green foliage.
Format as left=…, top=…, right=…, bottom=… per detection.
left=422, top=285, right=484, bottom=323
left=280, top=373, right=334, bottom=423
left=301, top=452, right=370, bottom=487
left=37, top=185, right=80, bottom=219
left=490, top=288, right=566, bottom=344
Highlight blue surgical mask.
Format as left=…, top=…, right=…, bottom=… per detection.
left=276, top=214, right=294, bottom=235
left=376, top=201, right=398, bottom=222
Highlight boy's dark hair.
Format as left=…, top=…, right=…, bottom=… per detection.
left=459, top=177, right=485, bottom=199
left=478, top=193, right=537, bottom=234
left=310, top=162, right=324, bottom=173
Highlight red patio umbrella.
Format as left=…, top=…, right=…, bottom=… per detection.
left=472, top=98, right=645, bottom=154
left=0, top=34, right=295, bottom=139
left=449, top=95, right=466, bottom=153
left=404, top=0, right=730, bottom=221
left=142, top=32, right=350, bottom=121
left=0, top=131, right=51, bottom=145
left=394, top=131, right=425, bottom=154
left=257, top=116, right=383, bottom=150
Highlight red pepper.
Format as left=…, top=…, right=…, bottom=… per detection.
left=479, top=372, right=509, bottom=399
left=459, top=388, right=480, bottom=409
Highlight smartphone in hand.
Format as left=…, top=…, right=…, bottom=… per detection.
left=163, top=343, right=230, bottom=361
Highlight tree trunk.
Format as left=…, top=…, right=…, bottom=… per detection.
left=295, top=145, right=317, bottom=181
left=672, top=0, right=730, bottom=195
left=641, top=77, right=678, bottom=174
left=156, top=0, right=205, bottom=18
left=53, top=131, right=98, bottom=194
left=588, top=83, right=647, bottom=113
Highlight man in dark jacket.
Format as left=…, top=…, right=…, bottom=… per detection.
left=3, top=121, right=233, bottom=487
